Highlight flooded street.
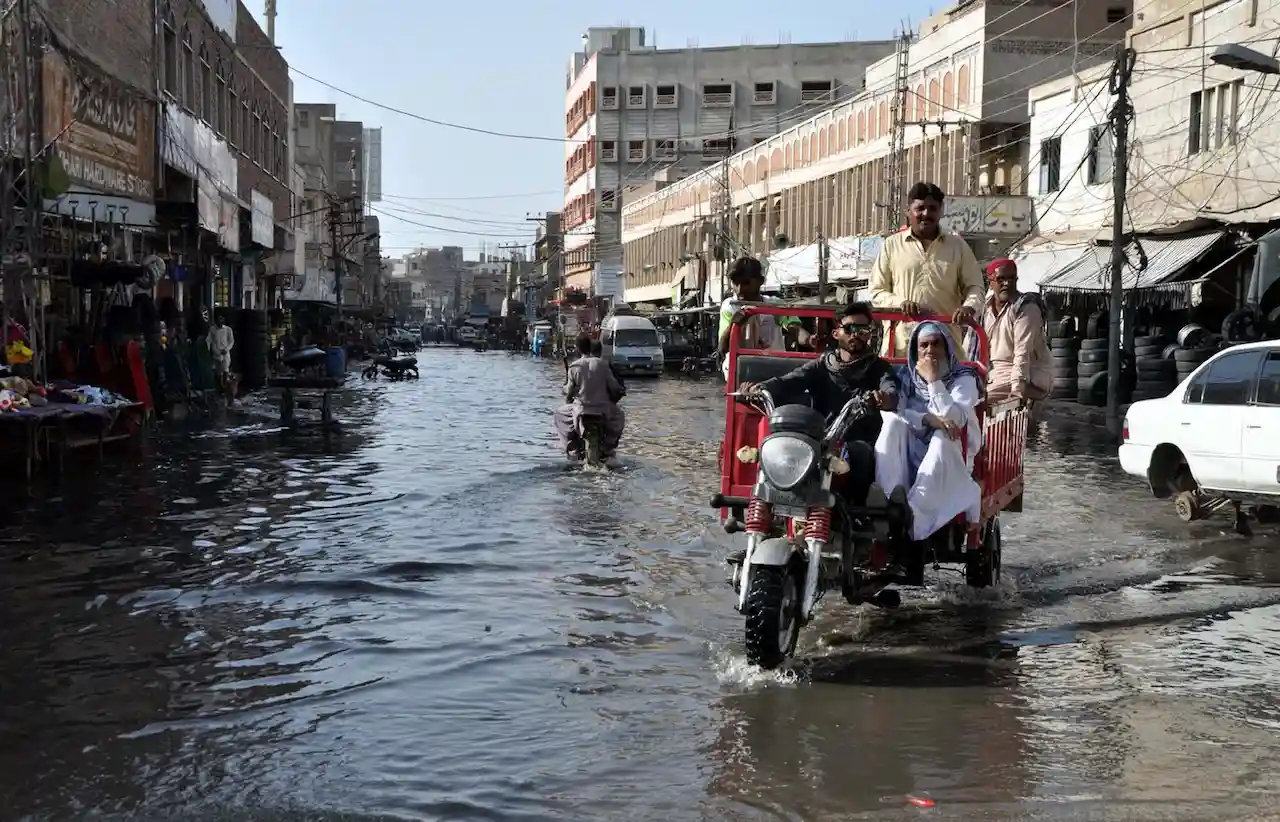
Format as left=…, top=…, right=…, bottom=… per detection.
left=3, top=347, right=1280, bottom=821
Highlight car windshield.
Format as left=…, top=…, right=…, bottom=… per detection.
left=615, top=328, right=660, bottom=347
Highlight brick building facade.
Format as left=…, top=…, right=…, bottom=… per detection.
left=157, top=0, right=290, bottom=224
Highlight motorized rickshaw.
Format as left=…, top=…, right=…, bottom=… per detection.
left=712, top=304, right=1029, bottom=668
left=530, top=321, right=553, bottom=357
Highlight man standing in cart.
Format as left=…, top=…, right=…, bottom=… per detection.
left=982, top=257, right=1052, bottom=403
left=717, top=256, right=805, bottom=379
left=869, top=182, right=987, bottom=358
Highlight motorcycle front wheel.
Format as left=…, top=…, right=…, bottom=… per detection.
left=743, top=563, right=802, bottom=669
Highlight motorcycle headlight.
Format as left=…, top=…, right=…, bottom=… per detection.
left=758, top=434, right=818, bottom=490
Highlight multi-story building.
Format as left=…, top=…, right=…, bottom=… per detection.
left=399, top=246, right=467, bottom=319
left=532, top=212, right=563, bottom=317
left=290, top=105, right=372, bottom=308
left=563, top=26, right=899, bottom=307
left=292, top=102, right=337, bottom=303
left=1023, top=0, right=1280, bottom=293
left=619, top=0, right=1133, bottom=307
left=363, top=127, right=383, bottom=204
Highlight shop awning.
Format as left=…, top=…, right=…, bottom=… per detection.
left=1040, top=230, right=1227, bottom=292
left=1012, top=243, right=1091, bottom=292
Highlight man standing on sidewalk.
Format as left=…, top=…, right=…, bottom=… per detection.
left=869, top=182, right=986, bottom=358
left=982, top=258, right=1051, bottom=403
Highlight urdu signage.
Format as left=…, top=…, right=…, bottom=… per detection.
left=41, top=51, right=156, bottom=201
left=940, top=196, right=1032, bottom=237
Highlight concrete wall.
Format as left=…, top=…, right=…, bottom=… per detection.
left=1025, top=0, right=1280, bottom=233
left=1027, top=64, right=1113, bottom=236
left=1125, top=0, right=1280, bottom=227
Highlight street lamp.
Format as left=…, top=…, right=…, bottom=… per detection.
left=1210, top=44, right=1280, bottom=74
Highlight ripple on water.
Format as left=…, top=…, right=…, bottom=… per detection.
left=6, top=354, right=1280, bottom=820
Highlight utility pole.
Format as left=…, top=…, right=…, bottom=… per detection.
left=716, top=110, right=735, bottom=302
left=817, top=232, right=829, bottom=304
left=1106, top=46, right=1136, bottom=440
left=884, top=29, right=913, bottom=233
left=328, top=197, right=344, bottom=322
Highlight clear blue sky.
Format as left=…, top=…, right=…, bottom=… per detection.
left=250, top=0, right=937, bottom=259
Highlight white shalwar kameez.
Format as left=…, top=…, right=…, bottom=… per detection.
left=874, top=322, right=983, bottom=541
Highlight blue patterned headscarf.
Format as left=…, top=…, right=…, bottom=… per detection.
left=897, top=321, right=979, bottom=402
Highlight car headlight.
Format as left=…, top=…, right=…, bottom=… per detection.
left=758, top=434, right=818, bottom=490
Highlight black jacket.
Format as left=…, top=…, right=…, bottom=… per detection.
left=759, top=351, right=898, bottom=444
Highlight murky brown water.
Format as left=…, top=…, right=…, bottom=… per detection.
left=2, top=347, right=1279, bottom=821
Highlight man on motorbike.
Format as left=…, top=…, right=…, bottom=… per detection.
left=590, top=339, right=627, bottom=394
left=739, top=302, right=899, bottom=502
left=554, top=336, right=626, bottom=459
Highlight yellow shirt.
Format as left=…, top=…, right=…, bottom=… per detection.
left=868, top=229, right=987, bottom=357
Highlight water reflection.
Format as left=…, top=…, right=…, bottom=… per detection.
left=5, top=351, right=1280, bottom=820
left=707, top=647, right=1033, bottom=818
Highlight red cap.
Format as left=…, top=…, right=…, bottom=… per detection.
left=986, top=258, right=1016, bottom=280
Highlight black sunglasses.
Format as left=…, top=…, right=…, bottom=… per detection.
left=840, top=322, right=873, bottom=334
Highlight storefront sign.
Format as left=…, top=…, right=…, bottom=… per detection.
left=42, top=50, right=156, bottom=201
left=941, top=196, right=1032, bottom=236
left=250, top=190, right=274, bottom=247
left=163, top=106, right=238, bottom=243
left=592, top=263, right=624, bottom=299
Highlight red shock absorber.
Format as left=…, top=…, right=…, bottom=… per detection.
left=744, top=500, right=773, bottom=534
left=805, top=507, right=832, bottom=542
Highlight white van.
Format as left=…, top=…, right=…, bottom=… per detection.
left=601, top=314, right=664, bottom=376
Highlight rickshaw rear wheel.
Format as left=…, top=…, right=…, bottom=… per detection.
left=743, top=560, right=802, bottom=669
left=965, top=518, right=1002, bottom=588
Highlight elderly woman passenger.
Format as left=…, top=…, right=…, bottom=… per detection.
left=874, top=321, right=983, bottom=541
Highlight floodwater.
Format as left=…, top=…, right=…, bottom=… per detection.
left=2, top=347, right=1280, bottom=822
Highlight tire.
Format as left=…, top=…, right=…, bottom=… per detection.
left=1079, top=362, right=1107, bottom=378
left=1051, top=338, right=1079, bottom=353
left=967, top=518, right=1001, bottom=588
left=1136, top=360, right=1174, bottom=378
left=1080, top=338, right=1110, bottom=351
left=1135, top=334, right=1165, bottom=348
left=1174, top=347, right=1213, bottom=363
left=1135, top=344, right=1164, bottom=359
left=743, top=563, right=802, bottom=669
left=1079, top=349, right=1109, bottom=364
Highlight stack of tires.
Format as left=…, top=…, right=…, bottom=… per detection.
left=1050, top=336, right=1079, bottom=399
left=1076, top=338, right=1110, bottom=406
left=1171, top=323, right=1217, bottom=385
left=1132, top=335, right=1176, bottom=401
left=1174, top=346, right=1213, bottom=383
left=237, top=309, right=270, bottom=391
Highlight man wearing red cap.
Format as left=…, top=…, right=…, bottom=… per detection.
left=982, top=258, right=1051, bottom=403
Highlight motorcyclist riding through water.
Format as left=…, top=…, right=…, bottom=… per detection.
left=554, top=335, right=626, bottom=460
left=739, top=301, right=899, bottom=505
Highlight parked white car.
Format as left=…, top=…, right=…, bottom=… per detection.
left=1119, top=340, right=1280, bottom=521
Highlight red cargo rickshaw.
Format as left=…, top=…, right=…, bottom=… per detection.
left=712, top=304, right=1029, bottom=668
